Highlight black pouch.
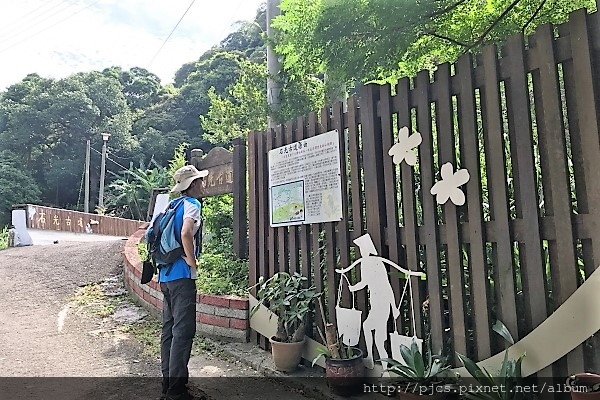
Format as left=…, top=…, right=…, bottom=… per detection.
left=141, top=260, right=155, bottom=284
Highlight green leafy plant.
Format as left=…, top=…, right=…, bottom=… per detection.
left=196, top=253, right=248, bottom=296
left=250, top=271, right=321, bottom=343
left=0, top=226, right=9, bottom=250
left=381, top=337, right=456, bottom=394
left=457, top=321, right=527, bottom=400
left=312, top=335, right=358, bottom=366
left=311, top=297, right=360, bottom=365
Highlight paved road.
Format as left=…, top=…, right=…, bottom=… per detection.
left=27, top=228, right=127, bottom=245
left=0, top=239, right=322, bottom=400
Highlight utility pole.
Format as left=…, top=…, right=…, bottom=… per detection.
left=98, top=132, right=110, bottom=209
left=266, top=0, right=281, bottom=129
left=84, top=139, right=90, bottom=213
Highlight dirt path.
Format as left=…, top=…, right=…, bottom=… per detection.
left=0, top=240, right=318, bottom=400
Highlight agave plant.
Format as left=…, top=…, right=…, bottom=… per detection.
left=457, top=320, right=528, bottom=400
left=381, top=337, right=455, bottom=393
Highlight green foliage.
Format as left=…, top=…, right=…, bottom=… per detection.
left=250, top=272, right=321, bottom=343
left=457, top=320, right=527, bottom=400
left=400, top=0, right=596, bottom=77
left=273, top=0, right=439, bottom=85
left=195, top=194, right=248, bottom=296
left=273, top=0, right=597, bottom=86
left=105, top=158, right=170, bottom=220
left=0, top=226, right=8, bottom=250
left=381, top=338, right=455, bottom=392
left=201, top=58, right=269, bottom=145
left=196, top=254, right=248, bottom=297
left=201, top=56, right=325, bottom=145
left=0, top=151, right=41, bottom=226
left=167, top=143, right=189, bottom=185
left=311, top=339, right=357, bottom=366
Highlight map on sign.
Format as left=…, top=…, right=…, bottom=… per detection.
left=271, top=181, right=305, bottom=224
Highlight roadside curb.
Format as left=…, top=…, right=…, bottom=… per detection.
left=199, top=337, right=381, bottom=400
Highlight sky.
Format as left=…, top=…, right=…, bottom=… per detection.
left=0, top=0, right=266, bottom=90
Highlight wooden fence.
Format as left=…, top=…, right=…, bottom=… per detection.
left=248, top=9, right=600, bottom=376
left=15, top=204, right=145, bottom=237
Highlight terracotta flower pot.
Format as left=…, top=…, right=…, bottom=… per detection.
left=269, top=337, right=305, bottom=372
left=325, top=348, right=366, bottom=397
left=568, top=373, right=600, bottom=400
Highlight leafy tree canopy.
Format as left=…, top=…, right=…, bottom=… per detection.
left=273, top=0, right=597, bottom=85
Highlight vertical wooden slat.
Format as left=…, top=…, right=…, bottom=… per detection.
left=332, top=101, right=352, bottom=308
left=569, top=9, right=600, bottom=271
left=434, top=63, right=467, bottom=360
left=274, top=125, right=289, bottom=275
left=531, top=24, right=583, bottom=373
left=379, top=84, right=403, bottom=305
left=414, top=70, right=445, bottom=354
left=266, top=128, right=278, bottom=279
left=285, top=120, right=299, bottom=275
left=297, top=115, right=314, bottom=338
left=456, top=53, right=492, bottom=360
left=504, top=33, right=547, bottom=337
left=320, top=107, right=338, bottom=322
left=360, top=84, right=387, bottom=256
left=257, top=131, right=269, bottom=349
left=561, top=29, right=595, bottom=280
left=247, top=131, right=259, bottom=295
left=247, top=131, right=259, bottom=344
left=395, top=78, right=423, bottom=337
left=308, top=112, right=325, bottom=334
left=232, top=138, right=248, bottom=259
left=481, top=44, right=519, bottom=345
left=346, top=96, right=368, bottom=339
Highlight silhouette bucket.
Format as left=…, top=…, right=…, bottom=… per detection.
left=336, top=305, right=362, bottom=346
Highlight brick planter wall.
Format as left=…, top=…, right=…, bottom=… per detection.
left=123, top=228, right=249, bottom=342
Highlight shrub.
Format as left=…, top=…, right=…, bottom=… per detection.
left=196, top=253, right=248, bottom=297
left=0, top=226, right=8, bottom=250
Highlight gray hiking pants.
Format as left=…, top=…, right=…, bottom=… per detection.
left=160, top=278, right=197, bottom=395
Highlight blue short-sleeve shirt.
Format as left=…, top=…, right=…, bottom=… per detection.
left=158, top=196, right=201, bottom=282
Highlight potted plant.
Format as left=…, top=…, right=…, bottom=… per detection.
left=457, top=321, right=528, bottom=400
left=250, top=272, right=321, bottom=372
left=381, top=338, right=456, bottom=399
left=567, top=373, right=600, bottom=400
left=312, top=299, right=366, bottom=397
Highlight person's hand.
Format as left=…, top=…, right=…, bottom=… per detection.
left=183, top=255, right=197, bottom=268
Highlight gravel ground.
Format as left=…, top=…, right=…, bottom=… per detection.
left=0, top=240, right=321, bottom=400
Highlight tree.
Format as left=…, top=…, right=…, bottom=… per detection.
left=272, top=0, right=597, bottom=85
left=0, top=151, right=41, bottom=226
left=0, top=71, right=135, bottom=209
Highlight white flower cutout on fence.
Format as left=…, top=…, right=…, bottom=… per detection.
left=430, top=162, right=470, bottom=206
left=388, top=126, right=422, bottom=166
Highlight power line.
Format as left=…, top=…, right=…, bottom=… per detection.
left=0, top=0, right=71, bottom=37
left=0, top=0, right=99, bottom=55
left=148, top=0, right=196, bottom=66
left=0, top=0, right=82, bottom=44
left=90, top=146, right=129, bottom=170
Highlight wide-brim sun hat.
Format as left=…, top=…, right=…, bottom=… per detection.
left=170, top=165, right=209, bottom=193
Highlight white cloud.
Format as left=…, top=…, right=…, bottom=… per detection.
left=0, top=0, right=265, bottom=89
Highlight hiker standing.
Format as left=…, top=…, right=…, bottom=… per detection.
left=160, top=165, right=208, bottom=400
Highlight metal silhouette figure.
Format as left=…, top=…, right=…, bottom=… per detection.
left=335, top=233, right=424, bottom=370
